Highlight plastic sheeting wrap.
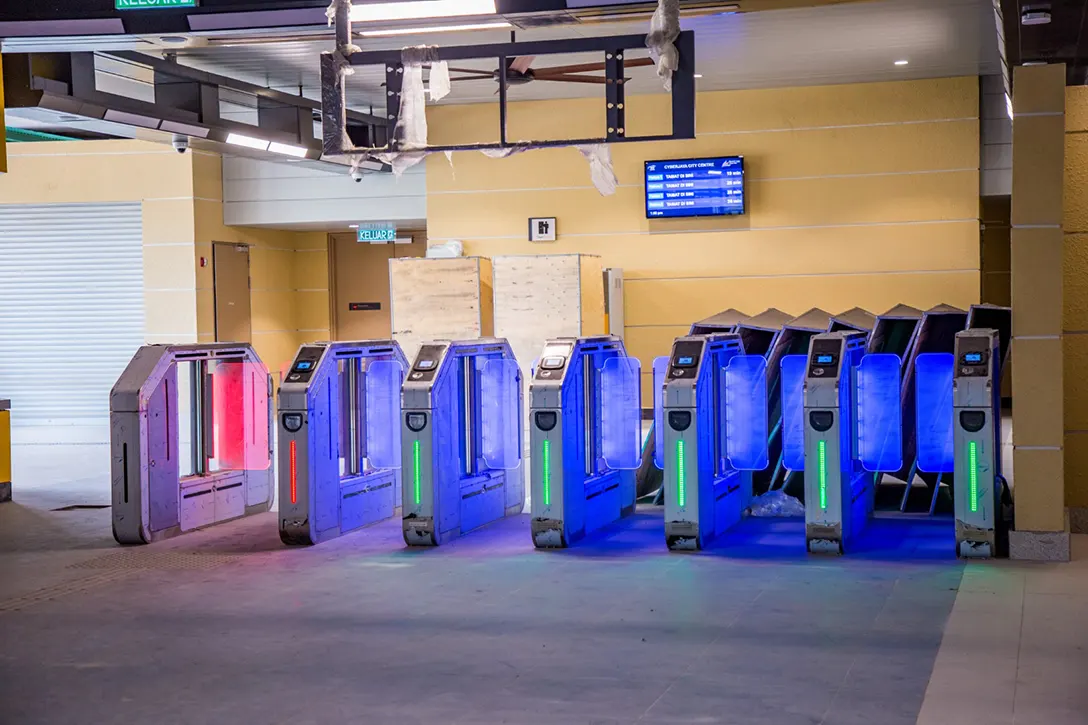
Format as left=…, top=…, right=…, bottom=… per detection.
left=425, top=240, right=463, bottom=258
left=780, top=354, right=807, bottom=471
left=577, top=145, right=618, bottom=196
left=365, top=360, right=403, bottom=469
left=480, top=358, right=522, bottom=470
left=646, top=0, right=680, bottom=90
left=748, top=490, right=806, bottom=518
left=855, top=354, right=903, bottom=472
left=724, top=355, right=769, bottom=471
left=915, top=352, right=955, bottom=473
left=653, top=356, right=668, bottom=470
left=601, top=357, right=642, bottom=469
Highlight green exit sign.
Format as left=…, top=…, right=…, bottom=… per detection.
left=116, top=0, right=198, bottom=9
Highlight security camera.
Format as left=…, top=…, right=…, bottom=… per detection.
left=172, top=134, right=189, bottom=154
left=351, top=168, right=364, bottom=183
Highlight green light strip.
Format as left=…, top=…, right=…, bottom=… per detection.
left=818, top=439, right=828, bottom=511
left=677, top=439, right=686, bottom=508
left=968, top=440, right=978, bottom=513
left=542, top=439, right=552, bottom=507
left=412, top=439, right=422, bottom=507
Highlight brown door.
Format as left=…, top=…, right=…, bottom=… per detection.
left=331, top=231, right=426, bottom=340
left=213, top=242, right=252, bottom=343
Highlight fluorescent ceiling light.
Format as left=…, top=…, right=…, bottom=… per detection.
left=693, top=74, right=703, bottom=78
left=358, top=20, right=510, bottom=37
left=268, top=141, right=309, bottom=158
left=351, top=0, right=496, bottom=23
left=894, top=59, right=909, bottom=66
left=226, top=132, right=269, bottom=151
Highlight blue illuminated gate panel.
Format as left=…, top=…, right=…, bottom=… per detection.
left=480, top=358, right=522, bottom=470
left=915, top=352, right=955, bottom=473
left=724, top=355, right=769, bottom=470
left=653, top=356, right=668, bottom=470
left=365, top=359, right=403, bottom=470
left=601, top=356, right=642, bottom=470
left=780, top=354, right=807, bottom=471
left=855, top=354, right=903, bottom=472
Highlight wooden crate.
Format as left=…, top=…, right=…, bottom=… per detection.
left=492, top=253, right=606, bottom=383
left=389, top=256, right=494, bottom=362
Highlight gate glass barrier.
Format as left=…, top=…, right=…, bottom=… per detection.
left=365, top=359, right=404, bottom=470
left=915, top=353, right=956, bottom=473
left=724, top=355, right=770, bottom=471
left=481, top=358, right=522, bottom=471
left=601, top=356, right=642, bottom=470
left=855, top=354, right=903, bottom=472
left=653, top=356, right=668, bottom=470
left=780, top=354, right=807, bottom=472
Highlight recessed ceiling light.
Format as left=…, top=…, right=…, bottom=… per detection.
left=693, top=74, right=703, bottom=79
left=894, top=59, right=909, bottom=66
left=349, top=224, right=359, bottom=229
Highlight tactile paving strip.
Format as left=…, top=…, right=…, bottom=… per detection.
left=67, top=550, right=243, bottom=571
left=0, top=551, right=243, bottom=613
left=0, top=569, right=137, bottom=613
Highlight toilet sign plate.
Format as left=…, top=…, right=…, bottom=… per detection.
left=529, top=217, right=557, bottom=242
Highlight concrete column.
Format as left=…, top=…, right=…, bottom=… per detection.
left=1009, top=63, right=1070, bottom=561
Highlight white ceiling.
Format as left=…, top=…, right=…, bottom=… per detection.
left=158, top=0, right=1000, bottom=112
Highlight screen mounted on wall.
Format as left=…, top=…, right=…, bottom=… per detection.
left=645, top=156, right=745, bottom=219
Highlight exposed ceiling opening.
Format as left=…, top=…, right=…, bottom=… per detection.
left=1000, top=0, right=1088, bottom=85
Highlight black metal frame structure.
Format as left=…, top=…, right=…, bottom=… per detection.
left=4, top=50, right=386, bottom=157
left=321, top=28, right=696, bottom=156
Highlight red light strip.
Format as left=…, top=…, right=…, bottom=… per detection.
left=289, top=440, right=297, bottom=504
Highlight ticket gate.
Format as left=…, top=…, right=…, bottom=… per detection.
left=529, top=336, right=641, bottom=547
left=111, top=344, right=273, bottom=545
left=781, top=332, right=904, bottom=554
left=661, top=334, right=769, bottom=550
left=915, top=329, right=1007, bottom=557
left=690, top=308, right=748, bottom=336
left=401, top=339, right=523, bottom=546
left=277, top=341, right=407, bottom=545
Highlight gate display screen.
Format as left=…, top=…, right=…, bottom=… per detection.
left=645, top=156, right=745, bottom=218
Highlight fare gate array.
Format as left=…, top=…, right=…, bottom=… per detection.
left=529, top=336, right=641, bottom=548
left=400, top=338, right=523, bottom=546
left=278, top=340, right=407, bottom=545
left=110, top=344, right=273, bottom=545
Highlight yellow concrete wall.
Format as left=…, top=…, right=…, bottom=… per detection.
left=426, top=77, right=981, bottom=395
left=191, top=152, right=329, bottom=379
left=0, top=140, right=330, bottom=378
left=1064, top=85, right=1088, bottom=511
left=0, top=140, right=197, bottom=343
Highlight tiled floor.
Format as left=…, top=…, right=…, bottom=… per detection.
left=0, top=441, right=1085, bottom=725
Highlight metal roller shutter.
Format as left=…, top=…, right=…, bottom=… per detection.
left=0, top=202, right=144, bottom=437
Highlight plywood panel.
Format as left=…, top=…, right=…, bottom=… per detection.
left=492, top=255, right=592, bottom=375
left=1012, top=114, right=1067, bottom=227
left=1012, top=447, right=1066, bottom=532
left=390, top=257, right=486, bottom=362
left=624, top=271, right=979, bottom=327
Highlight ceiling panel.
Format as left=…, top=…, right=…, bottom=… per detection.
left=160, top=0, right=1000, bottom=112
